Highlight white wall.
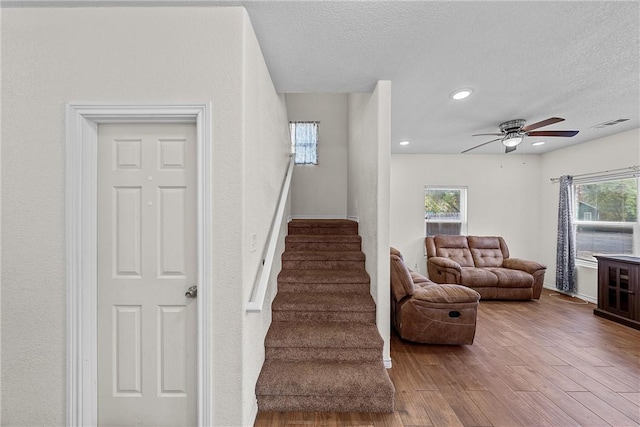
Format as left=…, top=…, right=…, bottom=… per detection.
left=390, top=153, right=542, bottom=277
left=1, top=7, right=288, bottom=426
left=347, top=81, right=392, bottom=363
left=240, top=15, right=291, bottom=426
left=539, top=128, right=640, bottom=300
left=390, top=128, right=640, bottom=302
left=286, top=93, right=348, bottom=217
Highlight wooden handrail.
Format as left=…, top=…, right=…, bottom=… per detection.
left=246, top=156, right=294, bottom=312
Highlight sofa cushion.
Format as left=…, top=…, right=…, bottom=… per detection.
left=489, top=268, right=534, bottom=288
left=468, top=236, right=508, bottom=267
left=432, top=235, right=474, bottom=267
left=460, top=267, right=498, bottom=287
left=413, top=284, right=480, bottom=304
left=411, top=271, right=431, bottom=285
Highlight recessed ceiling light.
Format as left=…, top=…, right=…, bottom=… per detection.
left=451, top=88, right=472, bottom=100
left=399, top=140, right=410, bottom=146
left=532, top=141, right=546, bottom=146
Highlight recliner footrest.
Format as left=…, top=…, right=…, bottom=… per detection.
left=413, top=284, right=480, bottom=304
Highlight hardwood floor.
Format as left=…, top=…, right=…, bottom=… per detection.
left=254, top=289, right=640, bottom=426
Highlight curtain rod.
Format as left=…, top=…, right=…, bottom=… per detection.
left=550, top=165, right=640, bottom=183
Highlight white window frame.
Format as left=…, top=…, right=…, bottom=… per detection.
left=573, top=174, right=639, bottom=264
left=424, top=186, right=468, bottom=236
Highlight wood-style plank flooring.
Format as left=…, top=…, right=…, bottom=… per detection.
left=255, top=289, right=640, bottom=426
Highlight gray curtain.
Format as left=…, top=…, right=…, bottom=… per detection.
left=556, top=175, right=577, bottom=293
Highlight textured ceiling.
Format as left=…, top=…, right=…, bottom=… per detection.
left=10, top=0, right=640, bottom=154
left=240, top=0, right=640, bottom=155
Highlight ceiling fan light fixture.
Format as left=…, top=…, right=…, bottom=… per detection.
left=502, top=132, right=523, bottom=147
left=450, top=88, right=472, bottom=100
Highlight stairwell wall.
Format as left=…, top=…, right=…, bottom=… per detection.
left=240, top=13, right=292, bottom=426
left=286, top=93, right=349, bottom=217
left=347, top=81, right=392, bottom=364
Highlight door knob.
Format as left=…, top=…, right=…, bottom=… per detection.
left=185, top=286, right=197, bottom=299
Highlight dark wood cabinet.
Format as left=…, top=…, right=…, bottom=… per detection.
left=594, top=255, right=640, bottom=330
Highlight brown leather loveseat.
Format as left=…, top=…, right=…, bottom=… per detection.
left=425, top=236, right=546, bottom=300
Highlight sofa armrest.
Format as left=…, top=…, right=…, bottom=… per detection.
left=428, top=257, right=462, bottom=272
left=503, top=258, right=546, bottom=274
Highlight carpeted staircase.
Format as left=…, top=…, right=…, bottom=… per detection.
left=256, top=219, right=395, bottom=413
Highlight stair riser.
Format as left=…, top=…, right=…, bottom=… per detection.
left=288, top=226, right=358, bottom=236
left=277, top=282, right=370, bottom=294
left=257, top=395, right=394, bottom=413
left=282, top=260, right=365, bottom=270
left=272, top=311, right=375, bottom=323
left=266, top=347, right=381, bottom=362
left=286, top=242, right=362, bottom=251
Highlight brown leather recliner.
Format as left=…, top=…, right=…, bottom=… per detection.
left=425, top=235, right=546, bottom=300
left=390, top=247, right=480, bottom=345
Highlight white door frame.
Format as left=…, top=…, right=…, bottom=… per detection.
left=65, top=103, right=212, bottom=426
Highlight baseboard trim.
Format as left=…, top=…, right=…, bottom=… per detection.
left=543, top=283, right=597, bottom=304
left=248, top=401, right=258, bottom=427
left=384, top=358, right=392, bottom=369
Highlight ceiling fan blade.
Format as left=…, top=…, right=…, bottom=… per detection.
left=472, top=133, right=503, bottom=137
left=505, top=145, right=517, bottom=154
left=462, top=138, right=502, bottom=153
left=526, top=130, right=579, bottom=137
left=521, top=117, right=565, bottom=132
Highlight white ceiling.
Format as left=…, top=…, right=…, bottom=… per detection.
left=238, top=0, right=640, bottom=155
left=10, top=0, right=640, bottom=154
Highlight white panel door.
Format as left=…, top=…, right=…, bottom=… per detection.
left=97, top=123, right=197, bottom=426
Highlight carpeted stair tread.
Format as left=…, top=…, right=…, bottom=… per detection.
left=285, top=235, right=362, bottom=251
left=265, top=321, right=383, bottom=349
left=272, top=291, right=375, bottom=312
left=288, top=219, right=358, bottom=236
left=286, top=235, right=362, bottom=244
left=277, top=281, right=370, bottom=295
left=288, top=219, right=357, bottom=227
left=282, top=250, right=365, bottom=262
left=257, top=218, right=394, bottom=413
left=256, top=360, right=395, bottom=398
left=286, top=235, right=362, bottom=247
left=278, top=269, right=370, bottom=284
left=257, top=394, right=394, bottom=413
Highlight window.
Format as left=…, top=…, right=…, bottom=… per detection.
left=289, top=121, right=318, bottom=165
left=425, top=186, right=467, bottom=236
left=574, top=176, right=639, bottom=262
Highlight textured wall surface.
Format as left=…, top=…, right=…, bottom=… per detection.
left=347, top=81, right=392, bottom=363
left=390, top=127, right=640, bottom=301
left=286, top=93, right=349, bottom=217
left=539, top=128, right=640, bottom=299
left=1, top=7, right=286, bottom=425
left=390, top=153, right=542, bottom=278
left=239, top=13, right=291, bottom=426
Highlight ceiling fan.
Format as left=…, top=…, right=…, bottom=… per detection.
left=462, top=117, right=579, bottom=154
